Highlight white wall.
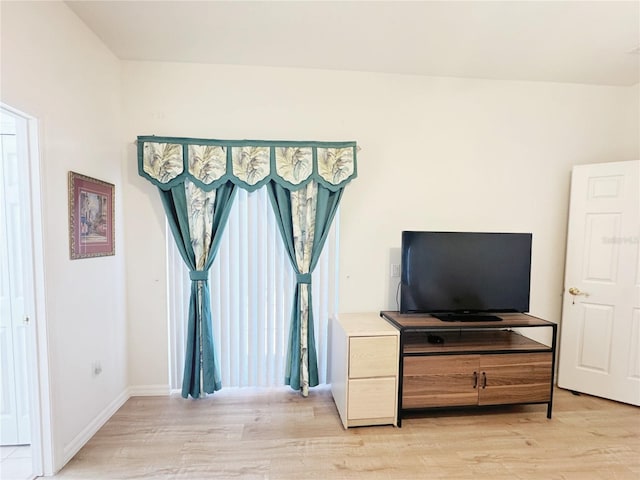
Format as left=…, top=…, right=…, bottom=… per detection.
left=1, top=0, right=638, bottom=471
left=1, top=1, right=127, bottom=473
left=122, top=61, right=639, bottom=389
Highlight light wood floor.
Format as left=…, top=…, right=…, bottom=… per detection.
left=52, top=386, right=639, bottom=479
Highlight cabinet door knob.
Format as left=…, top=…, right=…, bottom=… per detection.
left=473, top=371, right=478, bottom=389
left=481, top=372, right=487, bottom=389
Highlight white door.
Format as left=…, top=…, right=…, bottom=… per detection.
left=0, top=111, right=31, bottom=445
left=558, top=160, right=640, bottom=406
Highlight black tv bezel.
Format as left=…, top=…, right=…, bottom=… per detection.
left=399, top=231, right=532, bottom=317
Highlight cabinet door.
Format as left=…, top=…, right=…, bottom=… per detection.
left=348, top=377, right=397, bottom=420
left=478, top=353, right=552, bottom=406
left=349, top=336, right=397, bottom=378
left=403, top=355, right=480, bottom=408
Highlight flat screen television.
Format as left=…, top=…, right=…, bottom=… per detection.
left=400, top=231, right=532, bottom=321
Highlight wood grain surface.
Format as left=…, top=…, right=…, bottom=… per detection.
left=51, top=385, right=639, bottom=479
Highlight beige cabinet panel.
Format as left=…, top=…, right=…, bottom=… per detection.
left=349, top=336, right=398, bottom=378
left=348, top=377, right=397, bottom=420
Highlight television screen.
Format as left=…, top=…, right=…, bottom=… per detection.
left=400, top=231, right=532, bottom=319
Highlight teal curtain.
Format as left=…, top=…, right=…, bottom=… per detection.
left=138, top=136, right=356, bottom=398
left=159, top=180, right=237, bottom=398
left=267, top=180, right=343, bottom=396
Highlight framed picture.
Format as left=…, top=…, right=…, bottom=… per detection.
left=68, top=171, right=115, bottom=259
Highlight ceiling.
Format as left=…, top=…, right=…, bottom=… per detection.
left=65, top=1, right=640, bottom=86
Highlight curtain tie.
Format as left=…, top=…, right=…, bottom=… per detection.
left=189, top=270, right=209, bottom=281
left=296, top=273, right=312, bottom=284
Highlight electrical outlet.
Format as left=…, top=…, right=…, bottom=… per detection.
left=391, top=264, right=401, bottom=277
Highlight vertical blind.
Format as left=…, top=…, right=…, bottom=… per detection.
left=167, top=187, right=339, bottom=390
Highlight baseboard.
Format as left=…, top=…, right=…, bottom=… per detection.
left=62, top=388, right=129, bottom=466
left=57, top=384, right=170, bottom=472
left=128, top=384, right=171, bottom=397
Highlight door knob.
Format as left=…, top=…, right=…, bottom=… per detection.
left=568, top=287, right=588, bottom=296
left=568, top=287, right=589, bottom=305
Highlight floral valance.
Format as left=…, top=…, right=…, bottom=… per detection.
left=137, top=136, right=358, bottom=192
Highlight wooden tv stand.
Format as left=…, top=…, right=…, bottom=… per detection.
left=380, top=311, right=557, bottom=426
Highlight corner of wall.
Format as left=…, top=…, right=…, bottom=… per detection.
left=60, top=388, right=130, bottom=471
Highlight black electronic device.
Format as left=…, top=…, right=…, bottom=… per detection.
left=427, top=334, right=444, bottom=344
left=400, top=231, right=532, bottom=320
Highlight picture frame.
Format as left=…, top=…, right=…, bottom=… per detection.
left=68, top=171, right=115, bottom=259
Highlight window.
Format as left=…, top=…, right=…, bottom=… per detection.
left=167, top=187, right=339, bottom=390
